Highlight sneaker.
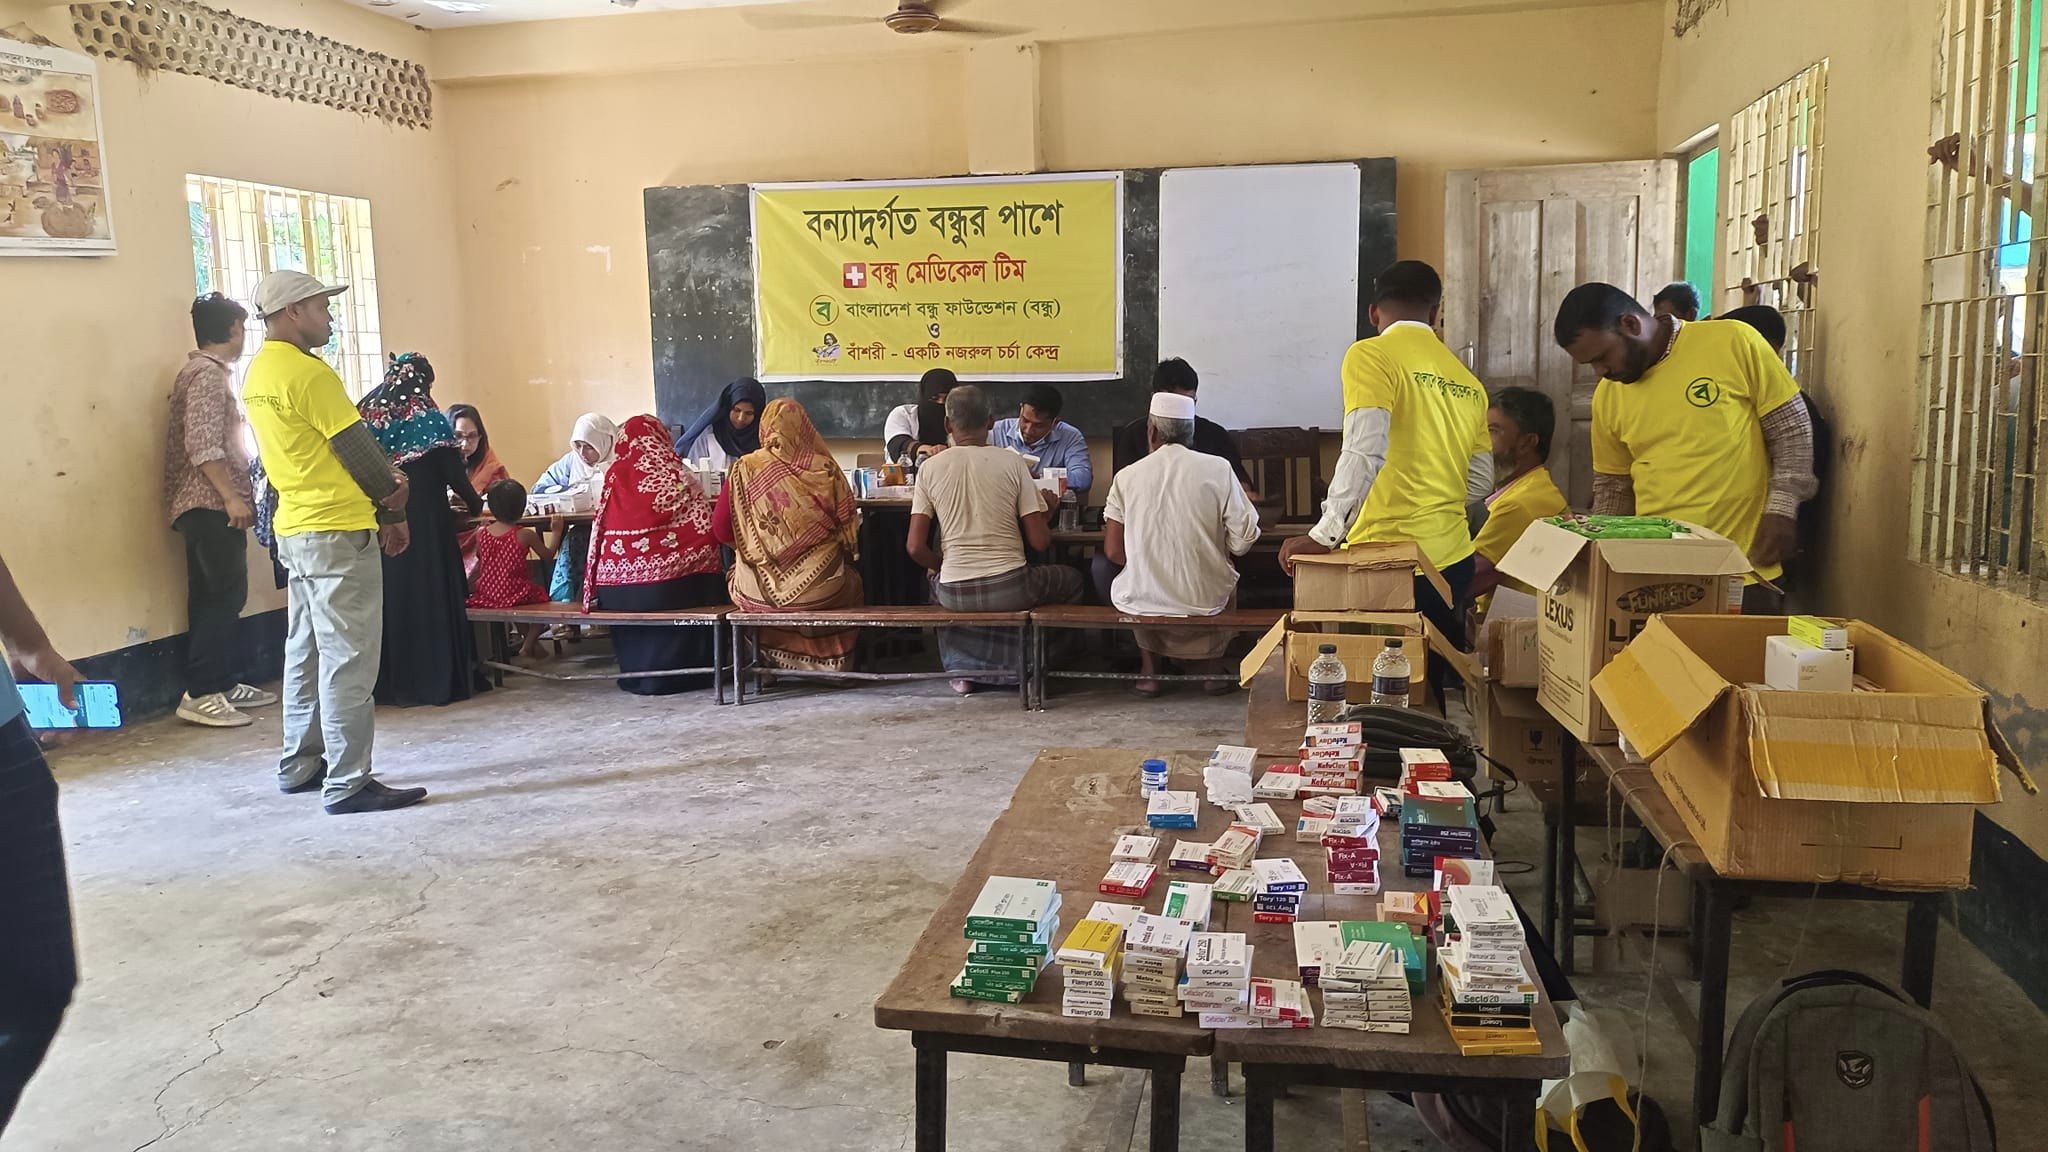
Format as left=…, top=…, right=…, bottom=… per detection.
left=177, top=692, right=253, bottom=729
left=225, top=683, right=279, bottom=709
left=324, top=779, right=429, bottom=815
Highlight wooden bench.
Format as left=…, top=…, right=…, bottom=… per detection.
left=1027, top=605, right=1286, bottom=709
left=467, top=602, right=729, bottom=702
left=727, top=606, right=1032, bottom=710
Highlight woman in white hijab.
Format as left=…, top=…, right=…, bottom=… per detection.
left=534, top=413, right=620, bottom=498
left=533, top=413, right=620, bottom=605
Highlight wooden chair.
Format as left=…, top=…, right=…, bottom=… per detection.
left=1235, top=426, right=1325, bottom=522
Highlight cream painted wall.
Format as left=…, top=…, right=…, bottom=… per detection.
left=1041, top=3, right=1665, bottom=272
left=1658, top=0, right=2048, bottom=852
left=440, top=54, right=968, bottom=480
left=0, top=0, right=462, bottom=660
left=437, top=3, right=1662, bottom=484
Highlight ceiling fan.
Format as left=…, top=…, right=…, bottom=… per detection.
left=745, top=0, right=1025, bottom=37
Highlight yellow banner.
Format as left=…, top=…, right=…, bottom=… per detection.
left=751, top=174, right=1123, bottom=381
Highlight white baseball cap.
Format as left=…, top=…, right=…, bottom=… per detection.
left=254, top=270, right=347, bottom=319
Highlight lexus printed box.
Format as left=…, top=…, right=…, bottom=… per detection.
left=1496, top=519, right=1751, bottom=743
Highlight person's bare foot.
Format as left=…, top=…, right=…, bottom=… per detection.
left=1133, top=679, right=1163, bottom=698
left=949, top=678, right=978, bottom=696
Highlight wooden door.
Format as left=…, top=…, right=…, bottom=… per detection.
left=1444, top=161, right=1680, bottom=508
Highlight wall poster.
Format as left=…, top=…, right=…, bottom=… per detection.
left=0, top=33, right=114, bottom=255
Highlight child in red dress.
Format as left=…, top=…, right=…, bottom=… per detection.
left=468, top=480, right=558, bottom=658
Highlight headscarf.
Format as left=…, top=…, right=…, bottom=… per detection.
left=548, top=412, right=620, bottom=494
left=358, top=353, right=457, bottom=466
left=677, top=377, right=767, bottom=460
left=447, top=403, right=511, bottom=492
left=729, top=399, right=858, bottom=600
left=584, top=414, right=719, bottom=608
left=915, top=401, right=948, bottom=447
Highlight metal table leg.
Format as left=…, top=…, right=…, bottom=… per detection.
left=713, top=619, right=726, bottom=705
left=1211, top=1055, right=1230, bottom=1097
left=1244, top=1064, right=1276, bottom=1152
left=1018, top=622, right=1031, bottom=711
left=1693, top=879, right=1734, bottom=1131
left=913, top=1039, right=945, bottom=1152
left=1540, top=809, right=1559, bottom=956
left=1032, top=623, right=1046, bottom=711
left=1150, top=1062, right=1182, bottom=1152
left=1902, top=894, right=1940, bottom=1006
left=1558, top=731, right=1579, bottom=974
left=1067, top=1062, right=1085, bottom=1087
left=733, top=623, right=747, bottom=707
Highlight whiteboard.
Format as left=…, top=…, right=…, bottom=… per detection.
left=1158, top=163, right=1361, bottom=432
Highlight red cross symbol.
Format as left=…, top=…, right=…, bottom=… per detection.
left=842, top=263, right=867, bottom=289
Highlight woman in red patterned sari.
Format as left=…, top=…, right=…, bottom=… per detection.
left=584, top=415, right=725, bottom=694
left=712, top=398, right=863, bottom=672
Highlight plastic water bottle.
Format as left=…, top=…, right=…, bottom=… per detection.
left=1370, top=640, right=1412, bottom=708
left=1307, top=643, right=1348, bottom=723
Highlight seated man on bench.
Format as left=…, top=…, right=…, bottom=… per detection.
left=1095, top=392, right=1261, bottom=697
left=908, top=385, right=1082, bottom=696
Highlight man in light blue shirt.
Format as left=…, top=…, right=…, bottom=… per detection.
left=990, top=383, right=1093, bottom=498
left=0, top=549, right=81, bottom=1131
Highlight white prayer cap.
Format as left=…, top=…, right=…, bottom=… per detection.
left=1148, top=392, right=1196, bottom=421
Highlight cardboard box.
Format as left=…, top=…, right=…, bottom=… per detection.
left=1496, top=519, right=1753, bottom=743
left=1592, top=615, right=2022, bottom=888
left=1239, top=612, right=1452, bottom=712
left=1292, top=542, right=1454, bottom=613
left=1483, top=617, right=1540, bottom=688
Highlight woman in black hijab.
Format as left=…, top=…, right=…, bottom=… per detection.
left=675, top=377, right=767, bottom=469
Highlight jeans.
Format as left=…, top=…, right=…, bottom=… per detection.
left=277, top=530, right=384, bottom=803
left=174, top=509, right=249, bottom=697
left=1419, top=554, right=1476, bottom=696
left=0, top=716, right=75, bottom=1134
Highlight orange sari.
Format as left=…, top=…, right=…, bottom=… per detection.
left=725, top=399, right=862, bottom=671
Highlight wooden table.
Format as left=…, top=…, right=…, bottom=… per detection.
left=1224, top=680, right=1570, bottom=1152
left=875, top=748, right=1226, bottom=1152
left=1547, top=733, right=1943, bottom=1137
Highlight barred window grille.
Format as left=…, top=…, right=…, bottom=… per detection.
left=1915, top=0, right=2043, bottom=591
left=186, top=174, right=383, bottom=399
left=1723, top=61, right=1828, bottom=382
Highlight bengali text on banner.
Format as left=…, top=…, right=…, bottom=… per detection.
left=750, top=173, right=1123, bottom=381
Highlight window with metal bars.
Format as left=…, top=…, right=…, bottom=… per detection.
left=1723, top=61, right=1827, bottom=380
left=185, top=174, right=383, bottom=398
left=1916, top=0, right=2042, bottom=591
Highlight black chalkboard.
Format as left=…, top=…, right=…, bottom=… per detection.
left=645, top=160, right=1396, bottom=441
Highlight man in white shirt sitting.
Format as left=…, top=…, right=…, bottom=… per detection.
left=1099, top=393, right=1262, bottom=697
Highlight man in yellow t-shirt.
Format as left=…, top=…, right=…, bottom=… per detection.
left=1470, top=386, right=1568, bottom=601
left=242, top=270, right=428, bottom=816
left=1552, top=282, right=1817, bottom=612
left=1281, top=261, right=1493, bottom=648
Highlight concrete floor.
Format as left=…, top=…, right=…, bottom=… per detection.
left=6, top=673, right=2045, bottom=1151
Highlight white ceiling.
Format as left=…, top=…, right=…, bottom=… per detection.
left=341, top=0, right=818, bottom=30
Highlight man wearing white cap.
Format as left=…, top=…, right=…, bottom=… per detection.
left=1098, top=390, right=1262, bottom=697
left=242, top=270, right=428, bottom=815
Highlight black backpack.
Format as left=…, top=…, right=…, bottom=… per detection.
left=1703, top=970, right=1995, bottom=1152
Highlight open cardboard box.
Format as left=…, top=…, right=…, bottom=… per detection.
left=1497, top=519, right=1753, bottom=744
left=1239, top=611, right=1458, bottom=713
left=1292, top=541, right=1454, bottom=613
left=1591, top=615, right=2033, bottom=888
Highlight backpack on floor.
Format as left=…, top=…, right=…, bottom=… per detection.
left=1702, top=970, right=1996, bottom=1152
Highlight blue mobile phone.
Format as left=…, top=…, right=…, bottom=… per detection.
left=19, top=681, right=122, bottom=730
